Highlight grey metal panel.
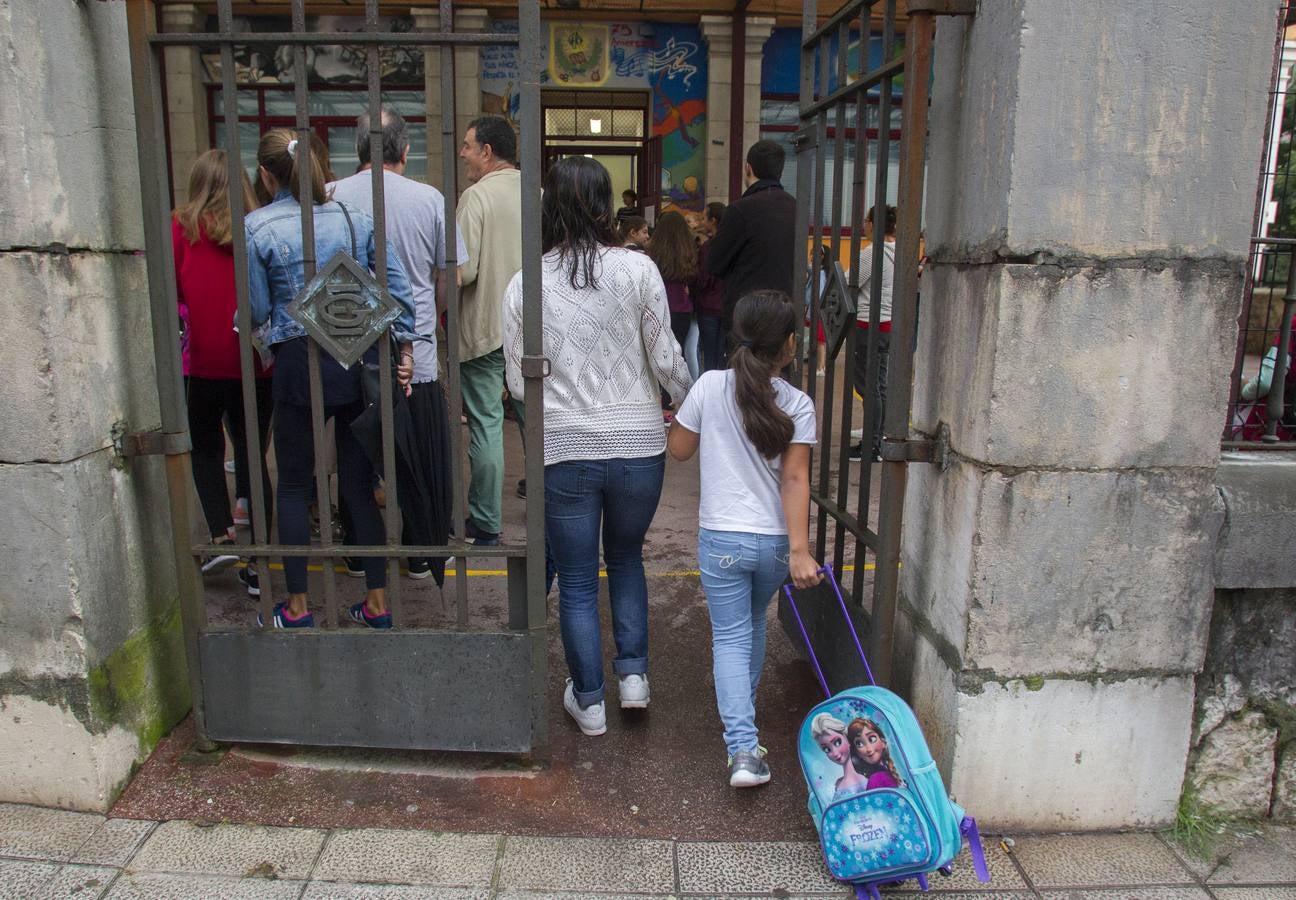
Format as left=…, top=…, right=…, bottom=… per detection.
left=201, top=631, right=534, bottom=751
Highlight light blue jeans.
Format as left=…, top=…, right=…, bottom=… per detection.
left=698, top=528, right=790, bottom=757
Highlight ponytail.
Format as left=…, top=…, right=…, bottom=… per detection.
left=730, top=290, right=798, bottom=459
left=256, top=128, right=330, bottom=206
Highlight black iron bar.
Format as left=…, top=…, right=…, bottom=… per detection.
left=439, top=0, right=471, bottom=627
left=520, top=0, right=550, bottom=761
left=366, top=0, right=403, bottom=625
left=811, top=36, right=833, bottom=557
left=800, top=56, right=904, bottom=120
left=1264, top=247, right=1296, bottom=442
left=292, top=0, right=338, bottom=630
left=149, top=31, right=519, bottom=47
left=802, top=0, right=879, bottom=49
left=846, top=2, right=876, bottom=607
left=192, top=543, right=528, bottom=559
left=870, top=8, right=934, bottom=688
left=855, top=0, right=896, bottom=605
left=125, top=0, right=213, bottom=747
left=809, top=493, right=880, bottom=551
left=829, top=19, right=852, bottom=579
left=219, top=0, right=273, bottom=632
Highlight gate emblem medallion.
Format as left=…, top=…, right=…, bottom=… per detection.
left=286, top=250, right=404, bottom=368
left=818, top=250, right=856, bottom=360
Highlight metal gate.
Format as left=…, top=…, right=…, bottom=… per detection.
left=790, top=0, right=970, bottom=687
left=124, top=0, right=548, bottom=753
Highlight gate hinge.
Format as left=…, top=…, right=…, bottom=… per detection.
left=880, top=422, right=951, bottom=469
left=115, top=429, right=192, bottom=458
left=908, top=0, right=976, bottom=14
left=791, top=128, right=816, bottom=151
left=520, top=355, right=551, bottom=379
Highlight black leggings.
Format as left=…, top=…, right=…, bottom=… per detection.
left=187, top=376, right=273, bottom=541
left=274, top=400, right=387, bottom=593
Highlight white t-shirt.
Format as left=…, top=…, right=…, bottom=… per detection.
left=329, top=169, right=468, bottom=382
left=855, top=239, right=895, bottom=325
left=674, top=370, right=817, bottom=535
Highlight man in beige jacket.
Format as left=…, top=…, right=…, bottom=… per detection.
left=456, top=116, right=522, bottom=544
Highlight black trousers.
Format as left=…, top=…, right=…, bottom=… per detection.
left=187, top=376, right=273, bottom=540
left=850, top=328, right=891, bottom=457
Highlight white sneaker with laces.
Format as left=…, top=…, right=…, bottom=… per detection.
left=563, top=679, right=606, bottom=736
left=618, top=673, right=650, bottom=709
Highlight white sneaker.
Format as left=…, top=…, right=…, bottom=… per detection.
left=563, top=679, right=606, bottom=736
left=618, top=673, right=650, bottom=709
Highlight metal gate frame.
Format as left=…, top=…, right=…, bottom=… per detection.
left=124, top=0, right=549, bottom=754
left=790, top=0, right=971, bottom=687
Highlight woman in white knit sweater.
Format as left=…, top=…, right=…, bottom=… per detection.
left=503, top=157, right=692, bottom=737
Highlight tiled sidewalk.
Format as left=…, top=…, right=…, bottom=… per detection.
left=0, top=802, right=1293, bottom=899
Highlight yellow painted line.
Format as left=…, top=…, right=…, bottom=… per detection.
left=248, top=562, right=876, bottom=577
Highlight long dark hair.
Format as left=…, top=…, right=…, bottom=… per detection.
left=542, top=157, right=619, bottom=290
left=648, top=210, right=698, bottom=281
left=730, top=290, right=797, bottom=458
left=256, top=128, right=331, bottom=207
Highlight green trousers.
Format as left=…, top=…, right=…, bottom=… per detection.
left=460, top=347, right=505, bottom=535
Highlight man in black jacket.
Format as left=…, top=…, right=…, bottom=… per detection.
left=707, top=139, right=798, bottom=329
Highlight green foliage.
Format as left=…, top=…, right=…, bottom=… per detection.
left=1167, top=783, right=1227, bottom=860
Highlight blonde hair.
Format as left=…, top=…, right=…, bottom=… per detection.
left=256, top=128, right=331, bottom=207
left=811, top=712, right=847, bottom=741
left=174, top=148, right=257, bottom=246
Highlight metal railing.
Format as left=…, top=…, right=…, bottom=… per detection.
left=791, top=0, right=949, bottom=687
left=1226, top=4, right=1296, bottom=449
left=125, top=0, right=548, bottom=753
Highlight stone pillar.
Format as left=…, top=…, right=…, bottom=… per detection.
left=701, top=15, right=773, bottom=204
left=699, top=16, right=732, bottom=205
left=741, top=17, right=775, bottom=164
left=161, top=3, right=209, bottom=201
left=0, top=2, right=188, bottom=810
left=899, top=2, right=1276, bottom=830
left=413, top=7, right=489, bottom=195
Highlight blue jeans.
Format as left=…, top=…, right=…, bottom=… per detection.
left=546, top=454, right=666, bottom=707
left=698, top=528, right=790, bottom=757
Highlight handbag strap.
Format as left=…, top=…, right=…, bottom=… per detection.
left=336, top=201, right=359, bottom=259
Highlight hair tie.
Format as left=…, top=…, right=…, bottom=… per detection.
left=739, top=339, right=754, bottom=349
left=286, top=138, right=298, bottom=159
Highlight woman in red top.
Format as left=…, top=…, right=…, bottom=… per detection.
left=172, top=149, right=272, bottom=580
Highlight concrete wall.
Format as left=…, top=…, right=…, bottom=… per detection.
left=900, top=0, right=1278, bottom=830
left=0, top=0, right=190, bottom=811
left=1186, top=454, right=1296, bottom=822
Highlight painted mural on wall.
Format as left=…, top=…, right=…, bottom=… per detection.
left=199, top=15, right=423, bottom=85
left=480, top=20, right=709, bottom=212
left=761, top=27, right=900, bottom=96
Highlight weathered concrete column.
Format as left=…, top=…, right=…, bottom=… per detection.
left=0, top=2, right=188, bottom=810
left=899, top=2, right=1276, bottom=829
left=699, top=16, right=732, bottom=205
left=701, top=15, right=774, bottom=204
left=161, top=3, right=209, bottom=197
left=740, top=17, right=775, bottom=163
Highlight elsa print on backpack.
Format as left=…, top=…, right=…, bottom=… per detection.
left=785, top=568, right=992, bottom=898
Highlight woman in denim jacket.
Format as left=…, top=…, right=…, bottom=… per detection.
left=246, top=127, right=417, bottom=630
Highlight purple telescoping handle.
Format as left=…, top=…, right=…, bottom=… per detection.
left=783, top=563, right=876, bottom=699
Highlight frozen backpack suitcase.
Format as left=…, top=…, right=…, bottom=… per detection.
left=784, top=565, right=991, bottom=899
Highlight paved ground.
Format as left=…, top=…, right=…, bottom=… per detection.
left=1, top=801, right=1294, bottom=898
left=85, top=368, right=1296, bottom=897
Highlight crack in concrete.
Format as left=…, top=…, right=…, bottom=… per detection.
left=926, top=243, right=1246, bottom=276
left=0, top=244, right=141, bottom=256
left=910, top=426, right=1219, bottom=477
